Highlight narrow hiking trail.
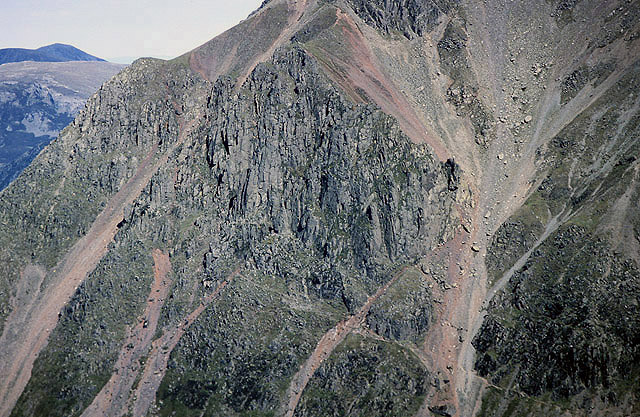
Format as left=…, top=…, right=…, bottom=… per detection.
left=81, top=249, right=173, bottom=417
left=0, top=108, right=202, bottom=417
left=128, top=268, right=241, bottom=417
left=281, top=265, right=412, bottom=417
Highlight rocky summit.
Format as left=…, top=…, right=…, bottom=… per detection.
left=0, top=1, right=639, bottom=416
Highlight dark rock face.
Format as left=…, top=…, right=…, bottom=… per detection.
left=1, top=0, right=640, bottom=416
left=204, top=48, right=454, bottom=276
left=366, top=268, right=432, bottom=342
left=333, top=0, right=458, bottom=39
left=7, top=47, right=457, bottom=416
left=154, top=48, right=455, bottom=414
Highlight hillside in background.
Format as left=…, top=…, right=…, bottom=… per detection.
left=0, top=44, right=105, bottom=66
left=0, top=59, right=124, bottom=189
left=0, top=1, right=638, bottom=417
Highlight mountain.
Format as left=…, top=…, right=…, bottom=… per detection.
left=0, top=61, right=125, bottom=189
left=0, top=1, right=638, bottom=417
left=0, top=44, right=105, bottom=66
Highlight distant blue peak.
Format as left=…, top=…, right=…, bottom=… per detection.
left=0, top=44, right=106, bottom=65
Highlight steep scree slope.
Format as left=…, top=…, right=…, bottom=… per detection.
left=0, top=0, right=639, bottom=416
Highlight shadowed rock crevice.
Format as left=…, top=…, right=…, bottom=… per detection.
left=1, top=0, right=639, bottom=416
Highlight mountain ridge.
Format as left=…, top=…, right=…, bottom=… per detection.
left=0, top=1, right=638, bottom=416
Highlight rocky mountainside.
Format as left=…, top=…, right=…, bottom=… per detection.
left=0, top=60, right=124, bottom=189
left=0, top=1, right=638, bottom=417
left=0, top=44, right=105, bottom=66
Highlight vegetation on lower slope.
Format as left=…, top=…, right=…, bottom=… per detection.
left=294, top=333, right=428, bottom=417
left=477, top=48, right=640, bottom=417
left=1, top=0, right=639, bottom=416
left=0, top=59, right=175, bottom=338
left=8, top=47, right=457, bottom=416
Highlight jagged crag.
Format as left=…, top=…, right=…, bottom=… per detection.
left=0, top=1, right=639, bottom=416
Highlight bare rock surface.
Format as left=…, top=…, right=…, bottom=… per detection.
left=0, top=1, right=639, bottom=417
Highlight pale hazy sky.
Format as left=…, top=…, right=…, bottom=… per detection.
left=0, top=0, right=264, bottom=63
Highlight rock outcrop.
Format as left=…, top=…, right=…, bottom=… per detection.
left=0, top=0, right=638, bottom=416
